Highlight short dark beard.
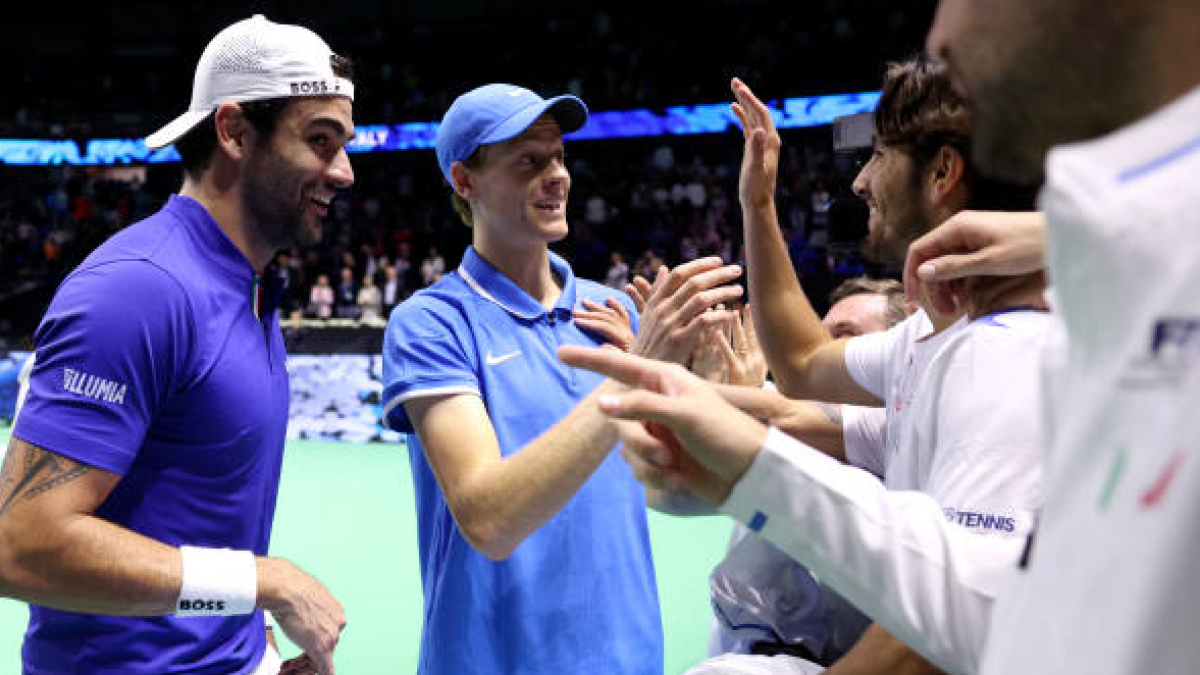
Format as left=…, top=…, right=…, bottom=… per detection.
left=860, top=172, right=933, bottom=268
left=243, top=137, right=314, bottom=252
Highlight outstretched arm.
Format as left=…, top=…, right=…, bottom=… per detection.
left=406, top=385, right=623, bottom=560
left=731, top=78, right=877, bottom=405
left=558, top=345, right=1015, bottom=674
left=400, top=258, right=744, bottom=551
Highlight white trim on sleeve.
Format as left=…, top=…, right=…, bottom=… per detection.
left=382, top=386, right=481, bottom=427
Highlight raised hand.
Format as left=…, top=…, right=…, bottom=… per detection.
left=688, top=315, right=731, bottom=383
left=720, top=304, right=768, bottom=387
left=630, top=257, right=744, bottom=365
left=730, top=77, right=782, bottom=213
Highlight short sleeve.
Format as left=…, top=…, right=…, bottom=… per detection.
left=923, top=321, right=1046, bottom=537
left=843, top=316, right=908, bottom=399
left=13, top=261, right=193, bottom=474
left=843, top=405, right=888, bottom=478
left=381, top=295, right=481, bottom=432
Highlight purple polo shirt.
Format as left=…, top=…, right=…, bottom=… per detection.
left=13, top=195, right=289, bottom=674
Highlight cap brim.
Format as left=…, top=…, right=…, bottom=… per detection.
left=479, top=95, right=589, bottom=146
left=145, top=110, right=212, bottom=150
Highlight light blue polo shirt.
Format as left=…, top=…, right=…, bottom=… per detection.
left=383, top=245, right=663, bottom=675
left=14, top=195, right=288, bottom=674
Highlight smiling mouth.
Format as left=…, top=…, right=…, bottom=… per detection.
left=533, top=200, right=564, bottom=214
left=308, top=194, right=332, bottom=216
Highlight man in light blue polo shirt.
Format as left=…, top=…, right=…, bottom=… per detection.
left=0, top=16, right=356, bottom=675
left=382, top=83, right=744, bottom=674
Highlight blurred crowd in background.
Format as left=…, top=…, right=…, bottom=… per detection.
left=0, top=0, right=936, bottom=349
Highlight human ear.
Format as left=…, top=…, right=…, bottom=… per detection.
left=450, top=161, right=475, bottom=199
left=213, top=103, right=250, bottom=160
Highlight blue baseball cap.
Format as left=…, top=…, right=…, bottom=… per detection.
left=435, top=83, right=589, bottom=185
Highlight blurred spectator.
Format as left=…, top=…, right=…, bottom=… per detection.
left=381, top=264, right=403, bottom=317
left=309, top=274, right=335, bottom=319
left=420, top=246, right=445, bottom=287
left=394, top=241, right=416, bottom=289
left=357, top=274, right=383, bottom=322
left=336, top=267, right=358, bottom=318
left=604, top=251, right=629, bottom=290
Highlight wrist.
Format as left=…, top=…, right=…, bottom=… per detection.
left=254, top=556, right=290, bottom=614
left=723, top=419, right=769, bottom=486
left=175, top=546, right=257, bottom=616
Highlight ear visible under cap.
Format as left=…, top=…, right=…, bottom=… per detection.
left=213, top=103, right=251, bottom=159
left=449, top=160, right=474, bottom=198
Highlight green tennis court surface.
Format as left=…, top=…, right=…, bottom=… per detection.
left=0, top=430, right=731, bottom=673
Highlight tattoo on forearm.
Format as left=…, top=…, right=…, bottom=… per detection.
left=0, top=442, right=90, bottom=519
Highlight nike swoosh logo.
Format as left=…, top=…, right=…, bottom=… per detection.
left=485, top=350, right=522, bottom=366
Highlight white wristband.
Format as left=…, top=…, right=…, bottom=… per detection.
left=176, top=546, right=257, bottom=616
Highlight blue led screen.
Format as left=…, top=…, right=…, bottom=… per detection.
left=0, top=91, right=879, bottom=166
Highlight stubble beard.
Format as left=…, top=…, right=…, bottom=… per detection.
left=244, top=148, right=317, bottom=252
left=861, top=199, right=932, bottom=269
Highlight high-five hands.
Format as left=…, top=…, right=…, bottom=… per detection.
left=558, top=344, right=767, bottom=504
left=627, top=257, right=744, bottom=365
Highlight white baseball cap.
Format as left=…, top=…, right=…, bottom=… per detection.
left=145, top=14, right=354, bottom=149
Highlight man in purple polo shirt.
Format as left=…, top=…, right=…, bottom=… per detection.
left=0, top=15, right=355, bottom=675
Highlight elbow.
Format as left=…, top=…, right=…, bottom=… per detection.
left=0, top=522, right=21, bottom=595
left=769, top=366, right=809, bottom=400
left=476, top=541, right=516, bottom=562
left=454, top=512, right=518, bottom=561
left=0, top=521, right=42, bottom=598
left=462, top=522, right=517, bottom=561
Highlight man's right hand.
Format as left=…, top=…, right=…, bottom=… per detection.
left=559, top=344, right=768, bottom=504
left=257, top=558, right=345, bottom=675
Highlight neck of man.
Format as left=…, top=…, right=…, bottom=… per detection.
left=914, top=201, right=967, bottom=333
left=473, top=227, right=562, bottom=309
left=180, top=174, right=274, bottom=275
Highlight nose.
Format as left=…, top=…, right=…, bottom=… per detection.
left=851, top=161, right=871, bottom=199
left=543, top=157, right=569, bottom=192
left=925, top=1, right=953, bottom=62
left=327, top=147, right=355, bottom=189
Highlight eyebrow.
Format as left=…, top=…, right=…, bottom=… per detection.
left=308, top=117, right=356, bottom=143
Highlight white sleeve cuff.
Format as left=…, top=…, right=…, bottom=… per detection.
left=720, top=427, right=1018, bottom=675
